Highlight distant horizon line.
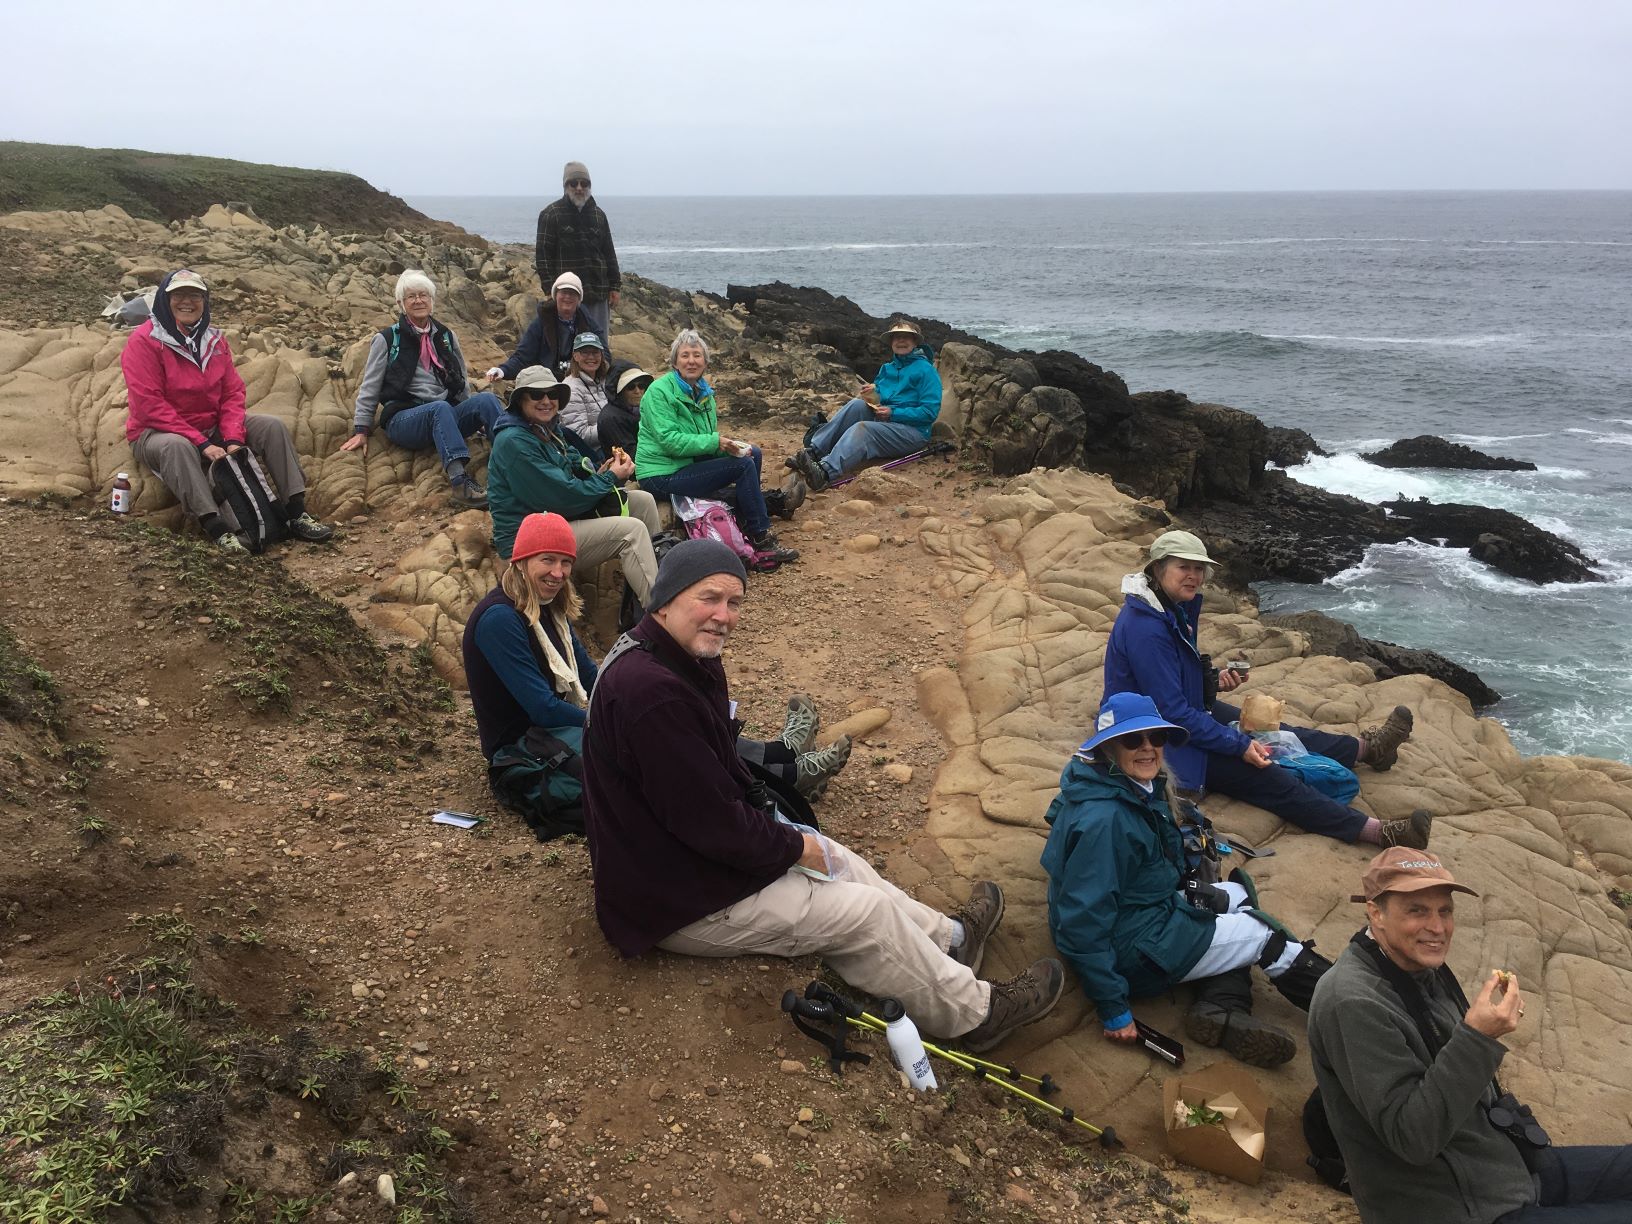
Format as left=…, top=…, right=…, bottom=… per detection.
left=403, top=187, right=1632, bottom=200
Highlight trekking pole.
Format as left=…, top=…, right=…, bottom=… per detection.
left=789, top=983, right=1121, bottom=1148
left=826, top=440, right=957, bottom=491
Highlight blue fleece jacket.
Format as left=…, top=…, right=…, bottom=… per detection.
left=1041, top=756, right=1216, bottom=1027
left=872, top=344, right=941, bottom=440
left=1100, top=573, right=1252, bottom=791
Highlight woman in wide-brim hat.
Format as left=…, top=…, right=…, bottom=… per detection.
left=1040, top=691, right=1333, bottom=1068
left=1100, top=529, right=1424, bottom=850
left=790, top=316, right=941, bottom=492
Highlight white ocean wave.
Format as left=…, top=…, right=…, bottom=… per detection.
left=1445, top=432, right=1550, bottom=446
left=618, top=241, right=978, bottom=255
left=1264, top=332, right=1523, bottom=348
left=1564, top=428, right=1632, bottom=446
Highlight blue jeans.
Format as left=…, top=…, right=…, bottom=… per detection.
left=1202, top=700, right=1367, bottom=842
left=809, top=398, right=928, bottom=479
left=1496, top=1145, right=1632, bottom=1221
left=639, top=448, right=769, bottom=537
left=384, top=392, right=504, bottom=471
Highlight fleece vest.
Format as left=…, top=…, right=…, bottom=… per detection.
left=462, top=587, right=569, bottom=760
left=377, top=318, right=466, bottom=427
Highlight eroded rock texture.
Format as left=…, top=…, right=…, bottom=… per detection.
left=917, top=467, right=1632, bottom=1165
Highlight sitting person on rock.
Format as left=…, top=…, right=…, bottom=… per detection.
left=635, top=329, right=797, bottom=565
left=486, top=272, right=608, bottom=384
left=1310, top=848, right=1632, bottom=1223
left=1103, top=529, right=1426, bottom=849
left=462, top=513, right=598, bottom=839
left=1042, top=692, right=1332, bottom=1067
left=791, top=317, right=941, bottom=492
left=120, top=268, right=334, bottom=552
left=598, top=363, right=652, bottom=459
left=561, top=332, right=613, bottom=447
left=342, top=270, right=504, bottom=510
left=583, top=539, right=1064, bottom=1052
left=487, top=365, right=661, bottom=611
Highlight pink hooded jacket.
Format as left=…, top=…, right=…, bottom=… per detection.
left=121, top=319, right=246, bottom=446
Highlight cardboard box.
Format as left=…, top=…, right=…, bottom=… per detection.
left=1161, top=1062, right=1270, bottom=1185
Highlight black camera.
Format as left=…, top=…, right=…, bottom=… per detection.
left=1487, top=1093, right=1551, bottom=1154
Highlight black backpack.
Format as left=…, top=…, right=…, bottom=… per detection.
left=209, top=451, right=288, bottom=553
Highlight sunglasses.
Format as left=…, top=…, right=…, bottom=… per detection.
left=565, top=179, right=591, bottom=189
left=521, top=388, right=563, bottom=402
left=1116, top=730, right=1169, bottom=749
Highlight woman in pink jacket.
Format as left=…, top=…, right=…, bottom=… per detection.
left=121, top=269, right=332, bottom=552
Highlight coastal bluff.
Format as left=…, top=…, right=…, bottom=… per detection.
left=2, top=201, right=1631, bottom=1214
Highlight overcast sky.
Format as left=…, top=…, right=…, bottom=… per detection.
left=7, top=0, right=1630, bottom=196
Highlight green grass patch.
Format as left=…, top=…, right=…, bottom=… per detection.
left=0, top=625, right=64, bottom=735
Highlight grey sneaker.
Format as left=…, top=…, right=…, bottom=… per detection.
left=792, top=448, right=830, bottom=493
left=961, top=958, right=1066, bottom=1054
left=1379, top=808, right=1433, bottom=850
left=950, top=881, right=1005, bottom=975
left=1360, top=705, right=1414, bottom=771
left=449, top=474, right=489, bottom=510
left=794, top=735, right=851, bottom=798
left=1184, top=1003, right=1298, bottom=1068
left=779, top=694, right=820, bottom=755
left=777, top=472, right=808, bottom=518
left=214, top=530, right=249, bottom=554
left=287, top=512, right=335, bottom=543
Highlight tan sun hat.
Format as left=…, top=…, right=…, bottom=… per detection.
left=167, top=269, right=208, bottom=293
left=1147, top=530, right=1215, bottom=566
left=1352, top=847, right=1480, bottom=904
left=614, top=367, right=653, bottom=397
left=883, top=318, right=922, bottom=340
left=508, top=365, right=570, bottom=410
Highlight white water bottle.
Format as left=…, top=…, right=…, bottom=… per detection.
left=880, top=999, right=937, bottom=1092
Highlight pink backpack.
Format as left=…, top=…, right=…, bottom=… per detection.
left=671, top=497, right=782, bottom=572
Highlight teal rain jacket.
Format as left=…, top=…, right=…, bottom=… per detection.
left=872, top=344, right=941, bottom=440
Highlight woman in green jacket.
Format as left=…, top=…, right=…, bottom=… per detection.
left=634, top=329, right=797, bottom=566
left=1041, top=692, right=1331, bottom=1067
left=487, top=366, right=660, bottom=607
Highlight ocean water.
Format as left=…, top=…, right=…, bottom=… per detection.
left=412, top=192, right=1632, bottom=763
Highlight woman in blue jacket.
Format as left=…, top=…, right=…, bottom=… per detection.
left=1101, top=530, right=1427, bottom=849
left=791, top=318, right=940, bottom=492
left=1041, top=692, right=1331, bottom=1067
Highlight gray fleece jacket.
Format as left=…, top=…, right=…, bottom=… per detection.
left=1307, top=939, right=1537, bottom=1224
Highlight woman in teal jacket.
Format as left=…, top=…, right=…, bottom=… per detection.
left=1041, top=692, right=1330, bottom=1067
left=487, top=366, right=661, bottom=607
left=791, top=317, right=941, bottom=492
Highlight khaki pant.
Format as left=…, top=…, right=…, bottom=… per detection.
left=132, top=416, right=306, bottom=525
left=658, top=841, right=991, bottom=1038
left=571, top=489, right=661, bottom=604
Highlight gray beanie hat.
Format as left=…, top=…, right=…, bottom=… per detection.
left=648, top=539, right=748, bottom=612
left=563, top=161, right=590, bottom=186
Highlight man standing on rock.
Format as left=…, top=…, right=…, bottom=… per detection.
left=1309, top=848, right=1632, bottom=1222
left=535, top=162, right=620, bottom=339
left=582, top=539, right=1066, bottom=1052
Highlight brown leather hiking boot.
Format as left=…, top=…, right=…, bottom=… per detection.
left=1185, top=1002, right=1298, bottom=1068
left=1379, top=808, right=1432, bottom=850
left=950, top=881, right=1005, bottom=976
left=1360, top=705, right=1414, bottom=771
left=960, top=958, right=1065, bottom=1054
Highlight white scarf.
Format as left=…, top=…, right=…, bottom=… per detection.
left=530, top=604, right=588, bottom=707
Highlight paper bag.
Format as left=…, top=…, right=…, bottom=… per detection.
left=1162, top=1062, right=1270, bottom=1185
left=1237, top=693, right=1284, bottom=733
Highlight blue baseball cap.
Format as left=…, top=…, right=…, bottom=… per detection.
left=1076, top=692, right=1188, bottom=756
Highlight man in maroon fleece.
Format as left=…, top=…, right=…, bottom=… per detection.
left=582, top=539, right=1064, bottom=1051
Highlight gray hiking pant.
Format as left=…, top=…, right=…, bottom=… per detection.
left=132, top=415, right=306, bottom=526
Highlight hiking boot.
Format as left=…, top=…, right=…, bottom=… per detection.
left=779, top=694, right=820, bottom=755
left=795, top=735, right=851, bottom=797
left=950, top=881, right=1005, bottom=976
left=213, top=530, right=249, bottom=555
left=775, top=473, right=808, bottom=519
left=961, top=958, right=1066, bottom=1054
left=792, top=449, right=830, bottom=493
left=287, top=512, right=335, bottom=543
left=1360, top=705, right=1414, bottom=771
left=1379, top=808, right=1432, bottom=850
left=1268, top=944, right=1334, bottom=1012
left=751, top=530, right=799, bottom=565
left=449, top=474, right=489, bottom=510
left=1184, top=1001, right=1298, bottom=1068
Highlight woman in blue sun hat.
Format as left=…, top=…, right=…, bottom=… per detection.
left=1040, top=692, right=1333, bottom=1068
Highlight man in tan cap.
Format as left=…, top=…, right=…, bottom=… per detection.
left=1307, top=848, right=1632, bottom=1223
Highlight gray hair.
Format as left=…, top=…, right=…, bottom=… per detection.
left=395, top=269, right=436, bottom=305
left=669, top=328, right=710, bottom=366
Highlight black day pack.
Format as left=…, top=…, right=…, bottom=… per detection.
left=209, top=451, right=288, bottom=553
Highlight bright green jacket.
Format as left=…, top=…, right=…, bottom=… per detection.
left=634, top=371, right=721, bottom=480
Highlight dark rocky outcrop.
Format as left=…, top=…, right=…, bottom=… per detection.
left=1264, top=425, right=1330, bottom=467
left=1379, top=498, right=1602, bottom=584
left=1262, top=610, right=1501, bottom=707
left=1362, top=434, right=1537, bottom=471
